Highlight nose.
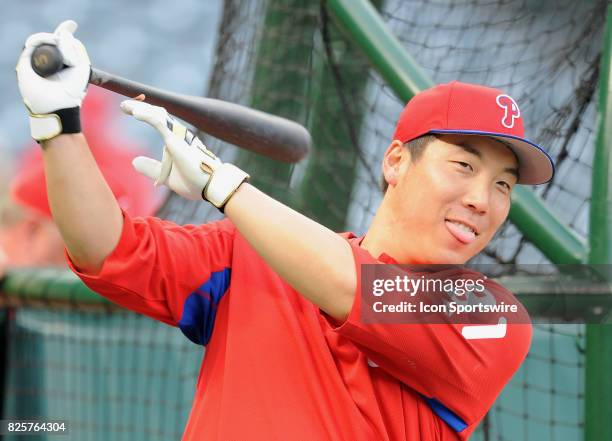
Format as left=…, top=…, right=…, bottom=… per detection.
left=461, top=178, right=490, bottom=214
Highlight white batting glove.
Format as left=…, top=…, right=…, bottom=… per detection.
left=15, top=20, right=91, bottom=142
left=121, top=100, right=249, bottom=209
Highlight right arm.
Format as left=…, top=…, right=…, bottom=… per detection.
left=43, top=133, right=236, bottom=344
left=42, top=133, right=123, bottom=273
left=15, top=23, right=234, bottom=345
left=15, top=21, right=121, bottom=274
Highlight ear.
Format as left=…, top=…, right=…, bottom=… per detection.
left=381, top=140, right=409, bottom=188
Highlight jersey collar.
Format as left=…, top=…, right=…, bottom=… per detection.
left=343, top=232, right=398, bottom=264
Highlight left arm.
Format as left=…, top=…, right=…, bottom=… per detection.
left=224, top=183, right=356, bottom=320
left=121, top=100, right=355, bottom=321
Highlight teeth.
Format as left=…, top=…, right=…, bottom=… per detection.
left=450, top=220, right=475, bottom=234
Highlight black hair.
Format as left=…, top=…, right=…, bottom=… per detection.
left=380, top=134, right=438, bottom=193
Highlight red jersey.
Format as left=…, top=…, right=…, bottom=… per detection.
left=68, top=213, right=532, bottom=440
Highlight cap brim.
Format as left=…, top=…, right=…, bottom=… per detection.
left=429, top=130, right=555, bottom=185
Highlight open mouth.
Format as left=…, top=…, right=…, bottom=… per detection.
left=445, top=219, right=479, bottom=244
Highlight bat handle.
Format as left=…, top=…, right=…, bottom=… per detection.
left=31, top=44, right=64, bottom=77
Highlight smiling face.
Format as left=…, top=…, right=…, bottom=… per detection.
left=374, top=134, right=519, bottom=264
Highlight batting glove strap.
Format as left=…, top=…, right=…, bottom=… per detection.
left=29, top=106, right=81, bottom=142
left=204, top=163, right=250, bottom=211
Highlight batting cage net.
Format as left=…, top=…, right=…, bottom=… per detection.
left=1, top=0, right=607, bottom=439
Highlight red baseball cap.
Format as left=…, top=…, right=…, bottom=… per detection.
left=10, top=144, right=162, bottom=219
left=392, top=81, right=554, bottom=185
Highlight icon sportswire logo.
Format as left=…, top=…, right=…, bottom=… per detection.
left=495, top=94, right=520, bottom=129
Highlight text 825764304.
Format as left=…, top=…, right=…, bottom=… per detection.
left=1, top=420, right=69, bottom=436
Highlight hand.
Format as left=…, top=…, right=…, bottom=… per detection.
left=121, top=100, right=249, bottom=208
left=16, top=20, right=90, bottom=141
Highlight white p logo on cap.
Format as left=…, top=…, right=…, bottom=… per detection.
left=496, top=94, right=520, bottom=129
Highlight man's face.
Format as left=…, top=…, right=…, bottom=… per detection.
left=383, top=134, right=519, bottom=264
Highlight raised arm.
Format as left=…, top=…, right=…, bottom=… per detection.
left=16, top=21, right=123, bottom=273
left=42, top=134, right=123, bottom=272
left=225, top=184, right=356, bottom=320
left=121, top=100, right=356, bottom=321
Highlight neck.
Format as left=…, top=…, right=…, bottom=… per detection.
left=361, top=196, right=403, bottom=262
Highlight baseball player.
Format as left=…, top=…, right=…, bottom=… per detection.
left=15, top=21, right=554, bottom=440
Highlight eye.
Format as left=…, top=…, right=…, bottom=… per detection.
left=454, top=161, right=473, bottom=172
left=497, top=181, right=512, bottom=193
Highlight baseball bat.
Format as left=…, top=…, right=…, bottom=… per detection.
left=30, top=44, right=311, bottom=163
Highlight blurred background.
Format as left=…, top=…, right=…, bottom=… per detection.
left=0, top=0, right=222, bottom=159
left=2, top=0, right=611, bottom=440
